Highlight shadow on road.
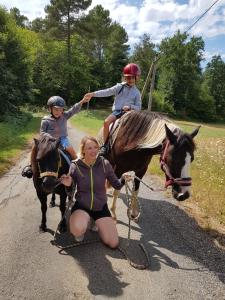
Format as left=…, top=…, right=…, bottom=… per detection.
left=52, top=230, right=131, bottom=297
left=119, top=192, right=225, bottom=284
left=49, top=192, right=225, bottom=297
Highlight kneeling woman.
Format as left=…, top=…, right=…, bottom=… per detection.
left=61, top=136, right=131, bottom=249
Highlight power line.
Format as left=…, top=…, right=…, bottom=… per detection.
left=185, top=0, right=221, bottom=33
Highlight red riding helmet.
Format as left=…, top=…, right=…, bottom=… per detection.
left=123, top=63, right=141, bottom=77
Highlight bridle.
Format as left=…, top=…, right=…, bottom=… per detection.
left=38, top=150, right=62, bottom=179
left=160, top=140, right=192, bottom=188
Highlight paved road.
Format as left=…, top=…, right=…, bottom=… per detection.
left=0, top=123, right=225, bottom=300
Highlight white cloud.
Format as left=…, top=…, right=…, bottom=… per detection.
left=1, top=0, right=225, bottom=59
left=88, top=0, right=225, bottom=55
left=0, top=0, right=48, bottom=20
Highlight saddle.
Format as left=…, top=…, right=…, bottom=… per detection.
left=98, top=117, right=122, bottom=157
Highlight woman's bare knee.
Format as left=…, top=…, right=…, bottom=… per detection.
left=69, top=210, right=89, bottom=236
left=106, top=237, right=119, bottom=249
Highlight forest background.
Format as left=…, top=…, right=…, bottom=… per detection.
left=1, top=0, right=225, bottom=122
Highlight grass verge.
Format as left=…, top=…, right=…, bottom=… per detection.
left=0, top=112, right=42, bottom=175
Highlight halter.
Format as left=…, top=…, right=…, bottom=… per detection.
left=38, top=151, right=62, bottom=179
left=160, top=140, right=192, bottom=188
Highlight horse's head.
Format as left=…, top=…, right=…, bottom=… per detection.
left=160, top=124, right=200, bottom=201
left=34, top=136, right=61, bottom=193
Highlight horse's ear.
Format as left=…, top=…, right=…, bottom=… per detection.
left=165, top=124, right=177, bottom=145
left=190, top=125, right=201, bottom=139
left=34, top=138, right=39, bottom=147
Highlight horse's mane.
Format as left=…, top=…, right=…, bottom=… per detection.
left=36, top=135, right=58, bottom=160
left=114, top=110, right=178, bottom=151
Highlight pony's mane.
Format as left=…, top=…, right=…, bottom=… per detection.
left=37, top=135, right=58, bottom=159
left=115, top=110, right=179, bottom=151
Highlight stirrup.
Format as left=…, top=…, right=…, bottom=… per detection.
left=21, top=165, right=33, bottom=178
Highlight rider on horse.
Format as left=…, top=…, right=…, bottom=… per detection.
left=84, top=63, right=142, bottom=156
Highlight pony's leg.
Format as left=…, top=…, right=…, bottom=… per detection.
left=49, top=193, right=56, bottom=207
left=130, top=178, right=141, bottom=221
left=37, top=192, right=48, bottom=232
left=58, top=192, right=67, bottom=232
left=110, top=189, right=120, bottom=221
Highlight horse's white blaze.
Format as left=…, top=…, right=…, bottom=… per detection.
left=180, top=152, right=191, bottom=194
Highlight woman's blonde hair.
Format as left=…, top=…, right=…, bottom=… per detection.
left=79, top=136, right=99, bottom=159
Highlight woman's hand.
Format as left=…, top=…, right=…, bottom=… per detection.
left=60, top=174, right=72, bottom=186
left=122, top=171, right=135, bottom=182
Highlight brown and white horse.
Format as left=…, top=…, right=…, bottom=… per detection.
left=101, top=110, right=200, bottom=221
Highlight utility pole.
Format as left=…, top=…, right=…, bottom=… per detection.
left=141, top=56, right=159, bottom=111
left=148, top=62, right=157, bottom=111
left=141, top=61, right=154, bottom=101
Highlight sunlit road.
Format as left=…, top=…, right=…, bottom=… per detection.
left=0, top=123, right=225, bottom=300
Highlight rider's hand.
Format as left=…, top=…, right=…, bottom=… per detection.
left=123, top=105, right=130, bottom=111
left=84, top=92, right=94, bottom=101
left=80, top=95, right=91, bottom=104
left=60, top=174, right=72, bottom=186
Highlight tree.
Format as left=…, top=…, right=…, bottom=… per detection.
left=78, top=5, right=129, bottom=90
left=9, top=7, right=29, bottom=28
left=157, top=31, right=204, bottom=117
left=45, top=0, right=91, bottom=62
left=130, top=34, right=157, bottom=107
left=30, top=17, right=46, bottom=33
left=203, top=55, right=225, bottom=120
left=0, top=7, right=31, bottom=117
left=131, top=34, right=156, bottom=80
left=44, top=0, right=91, bottom=102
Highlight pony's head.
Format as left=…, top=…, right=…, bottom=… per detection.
left=160, top=124, right=200, bottom=201
left=34, top=135, right=61, bottom=193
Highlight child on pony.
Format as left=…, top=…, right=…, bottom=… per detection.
left=22, top=95, right=90, bottom=178
left=84, top=63, right=141, bottom=156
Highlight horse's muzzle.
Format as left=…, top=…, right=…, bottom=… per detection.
left=42, top=176, right=58, bottom=193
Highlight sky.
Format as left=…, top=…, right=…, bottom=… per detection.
left=1, top=0, right=225, bottom=64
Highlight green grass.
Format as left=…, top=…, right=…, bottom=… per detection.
left=0, top=113, right=42, bottom=175
left=70, top=109, right=110, bottom=135
left=71, top=109, right=225, bottom=229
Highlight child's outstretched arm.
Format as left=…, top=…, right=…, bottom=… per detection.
left=64, top=96, right=91, bottom=119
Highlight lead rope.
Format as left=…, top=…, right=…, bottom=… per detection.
left=52, top=182, right=150, bottom=270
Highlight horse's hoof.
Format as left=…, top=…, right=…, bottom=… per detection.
left=49, top=202, right=55, bottom=208
left=59, top=222, right=67, bottom=233
left=59, top=226, right=67, bottom=233
left=39, top=225, right=47, bottom=232
left=130, top=214, right=140, bottom=223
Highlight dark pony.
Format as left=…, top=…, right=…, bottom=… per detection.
left=32, top=135, right=70, bottom=232
left=103, top=110, right=200, bottom=220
